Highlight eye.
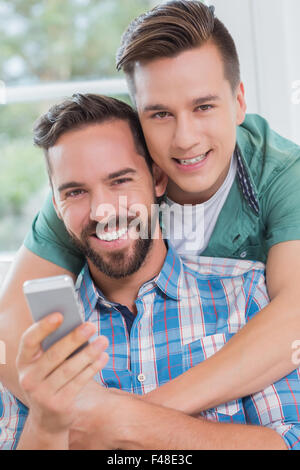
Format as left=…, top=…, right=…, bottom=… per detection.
left=196, top=104, right=213, bottom=112
left=151, top=111, right=171, bottom=119
left=112, top=178, right=132, bottom=186
left=65, top=189, right=86, bottom=198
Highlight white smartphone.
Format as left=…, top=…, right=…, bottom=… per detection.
left=23, top=274, right=88, bottom=354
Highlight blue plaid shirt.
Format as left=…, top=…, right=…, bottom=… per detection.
left=1, top=243, right=300, bottom=449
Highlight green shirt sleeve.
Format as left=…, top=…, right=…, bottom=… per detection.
left=262, top=152, right=300, bottom=252
left=23, top=191, right=85, bottom=275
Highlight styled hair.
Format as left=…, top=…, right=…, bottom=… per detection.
left=116, top=1, right=240, bottom=96
left=33, top=93, right=153, bottom=180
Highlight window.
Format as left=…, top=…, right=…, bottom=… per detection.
left=0, top=0, right=157, bottom=259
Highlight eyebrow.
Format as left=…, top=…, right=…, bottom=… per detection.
left=142, top=94, right=220, bottom=112
left=192, top=95, right=220, bottom=106
left=58, top=181, right=85, bottom=193
left=105, top=168, right=137, bottom=181
left=57, top=168, right=137, bottom=192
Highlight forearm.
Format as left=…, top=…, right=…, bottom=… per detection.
left=17, top=414, right=69, bottom=450
left=0, top=288, right=31, bottom=405
left=145, top=294, right=299, bottom=414
left=115, top=397, right=287, bottom=450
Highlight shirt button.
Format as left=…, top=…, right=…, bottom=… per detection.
left=102, top=302, right=111, bottom=308
left=240, top=251, right=247, bottom=258
left=137, top=373, right=146, bottom=383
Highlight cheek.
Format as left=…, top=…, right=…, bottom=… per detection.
left=207, top=110, right=236, bottom=147
left=126, top=186, right=155, bottom=215
left=60, top=200, right=90, bottom=235
left=143, top=127, right=170, bottom=164
left=141, top=124, right=156, bottom=150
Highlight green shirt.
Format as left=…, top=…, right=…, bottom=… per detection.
left=24, top=114, right=300, bottom=274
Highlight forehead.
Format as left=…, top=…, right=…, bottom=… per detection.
left=133, top=42, right=228, bottom=107
left=48, top=120, right=148, bottom=183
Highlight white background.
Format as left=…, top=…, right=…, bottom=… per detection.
left=210, top=0, right=300, bottom=144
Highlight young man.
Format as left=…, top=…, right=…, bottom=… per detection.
left=1, top=1, right=300, bottom=416
left=0, top=94, right=298, bottom=450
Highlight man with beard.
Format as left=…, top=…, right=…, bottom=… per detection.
left=71, top=213, right=154, bottom=283
left=1, top=94, right=299, bottom=450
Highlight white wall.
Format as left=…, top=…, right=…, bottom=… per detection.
left=212, top=0, right=300, bottom=145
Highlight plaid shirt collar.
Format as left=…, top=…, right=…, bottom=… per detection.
left=77, top=241, right=183, bottom=319
left=138, top=242, right=182, bottom=301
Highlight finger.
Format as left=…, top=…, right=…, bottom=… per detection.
left=17, top=313, right=63, bottom=365
left=45, top=336, right=109, bottom=393
left=56, top=351, right=109, bottom=401
left=30, top=321, right=97, bottom=382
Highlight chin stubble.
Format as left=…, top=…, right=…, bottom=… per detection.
left=68, top=221, right=154, bottom=279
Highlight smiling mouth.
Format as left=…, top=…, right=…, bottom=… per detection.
left=173, top=150, right=211, bottom=166
left=94, top=226, right=128, bottom=242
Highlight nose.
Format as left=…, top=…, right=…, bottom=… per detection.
left=89, top=187, right=118, bottom=223
left=172, top=114, right=200, bottom=152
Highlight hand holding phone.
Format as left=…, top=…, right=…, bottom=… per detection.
left=23, top=274, right=88, bottom=353
left=15, top=308, right=109, bottom=446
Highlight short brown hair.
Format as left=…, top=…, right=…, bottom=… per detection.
left=33, top=93, right=153, bottom=180
left=116, top=1, right=240, bottom=96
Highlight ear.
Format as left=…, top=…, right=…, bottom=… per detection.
left=152, top=162, right=168, bottom=198
left=52, top=194, right=63, bottom=221
left=235, top=82, right=247, bottom=125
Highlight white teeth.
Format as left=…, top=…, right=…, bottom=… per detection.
left=96, top=227, right=128, bottom=242
left=178, top=153, right=207, bottom=165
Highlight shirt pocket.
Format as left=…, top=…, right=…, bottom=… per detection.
left=182, top=333, right=245, bottom=421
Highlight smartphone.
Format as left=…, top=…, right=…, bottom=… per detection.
left=23, top=274, right=88, bottom=354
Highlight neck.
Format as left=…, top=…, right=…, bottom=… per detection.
left=167, top=183, right=217, bottom=205
left=88, top=229, right=167, bottom=313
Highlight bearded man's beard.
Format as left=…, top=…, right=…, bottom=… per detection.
left=68, top=217, right=154, bottom=279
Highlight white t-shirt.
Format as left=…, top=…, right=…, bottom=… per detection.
left=161, top=154, right=237, bottom=256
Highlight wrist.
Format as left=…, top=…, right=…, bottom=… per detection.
left=18, top=413, right=69, bottom=450
left=103, top=393, right=137, bottom=449
left=112, top=395, right=150, bottom=450
left=143, top=366, right=220, bottom=415
left=142, top=383, right=193, bottom=413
